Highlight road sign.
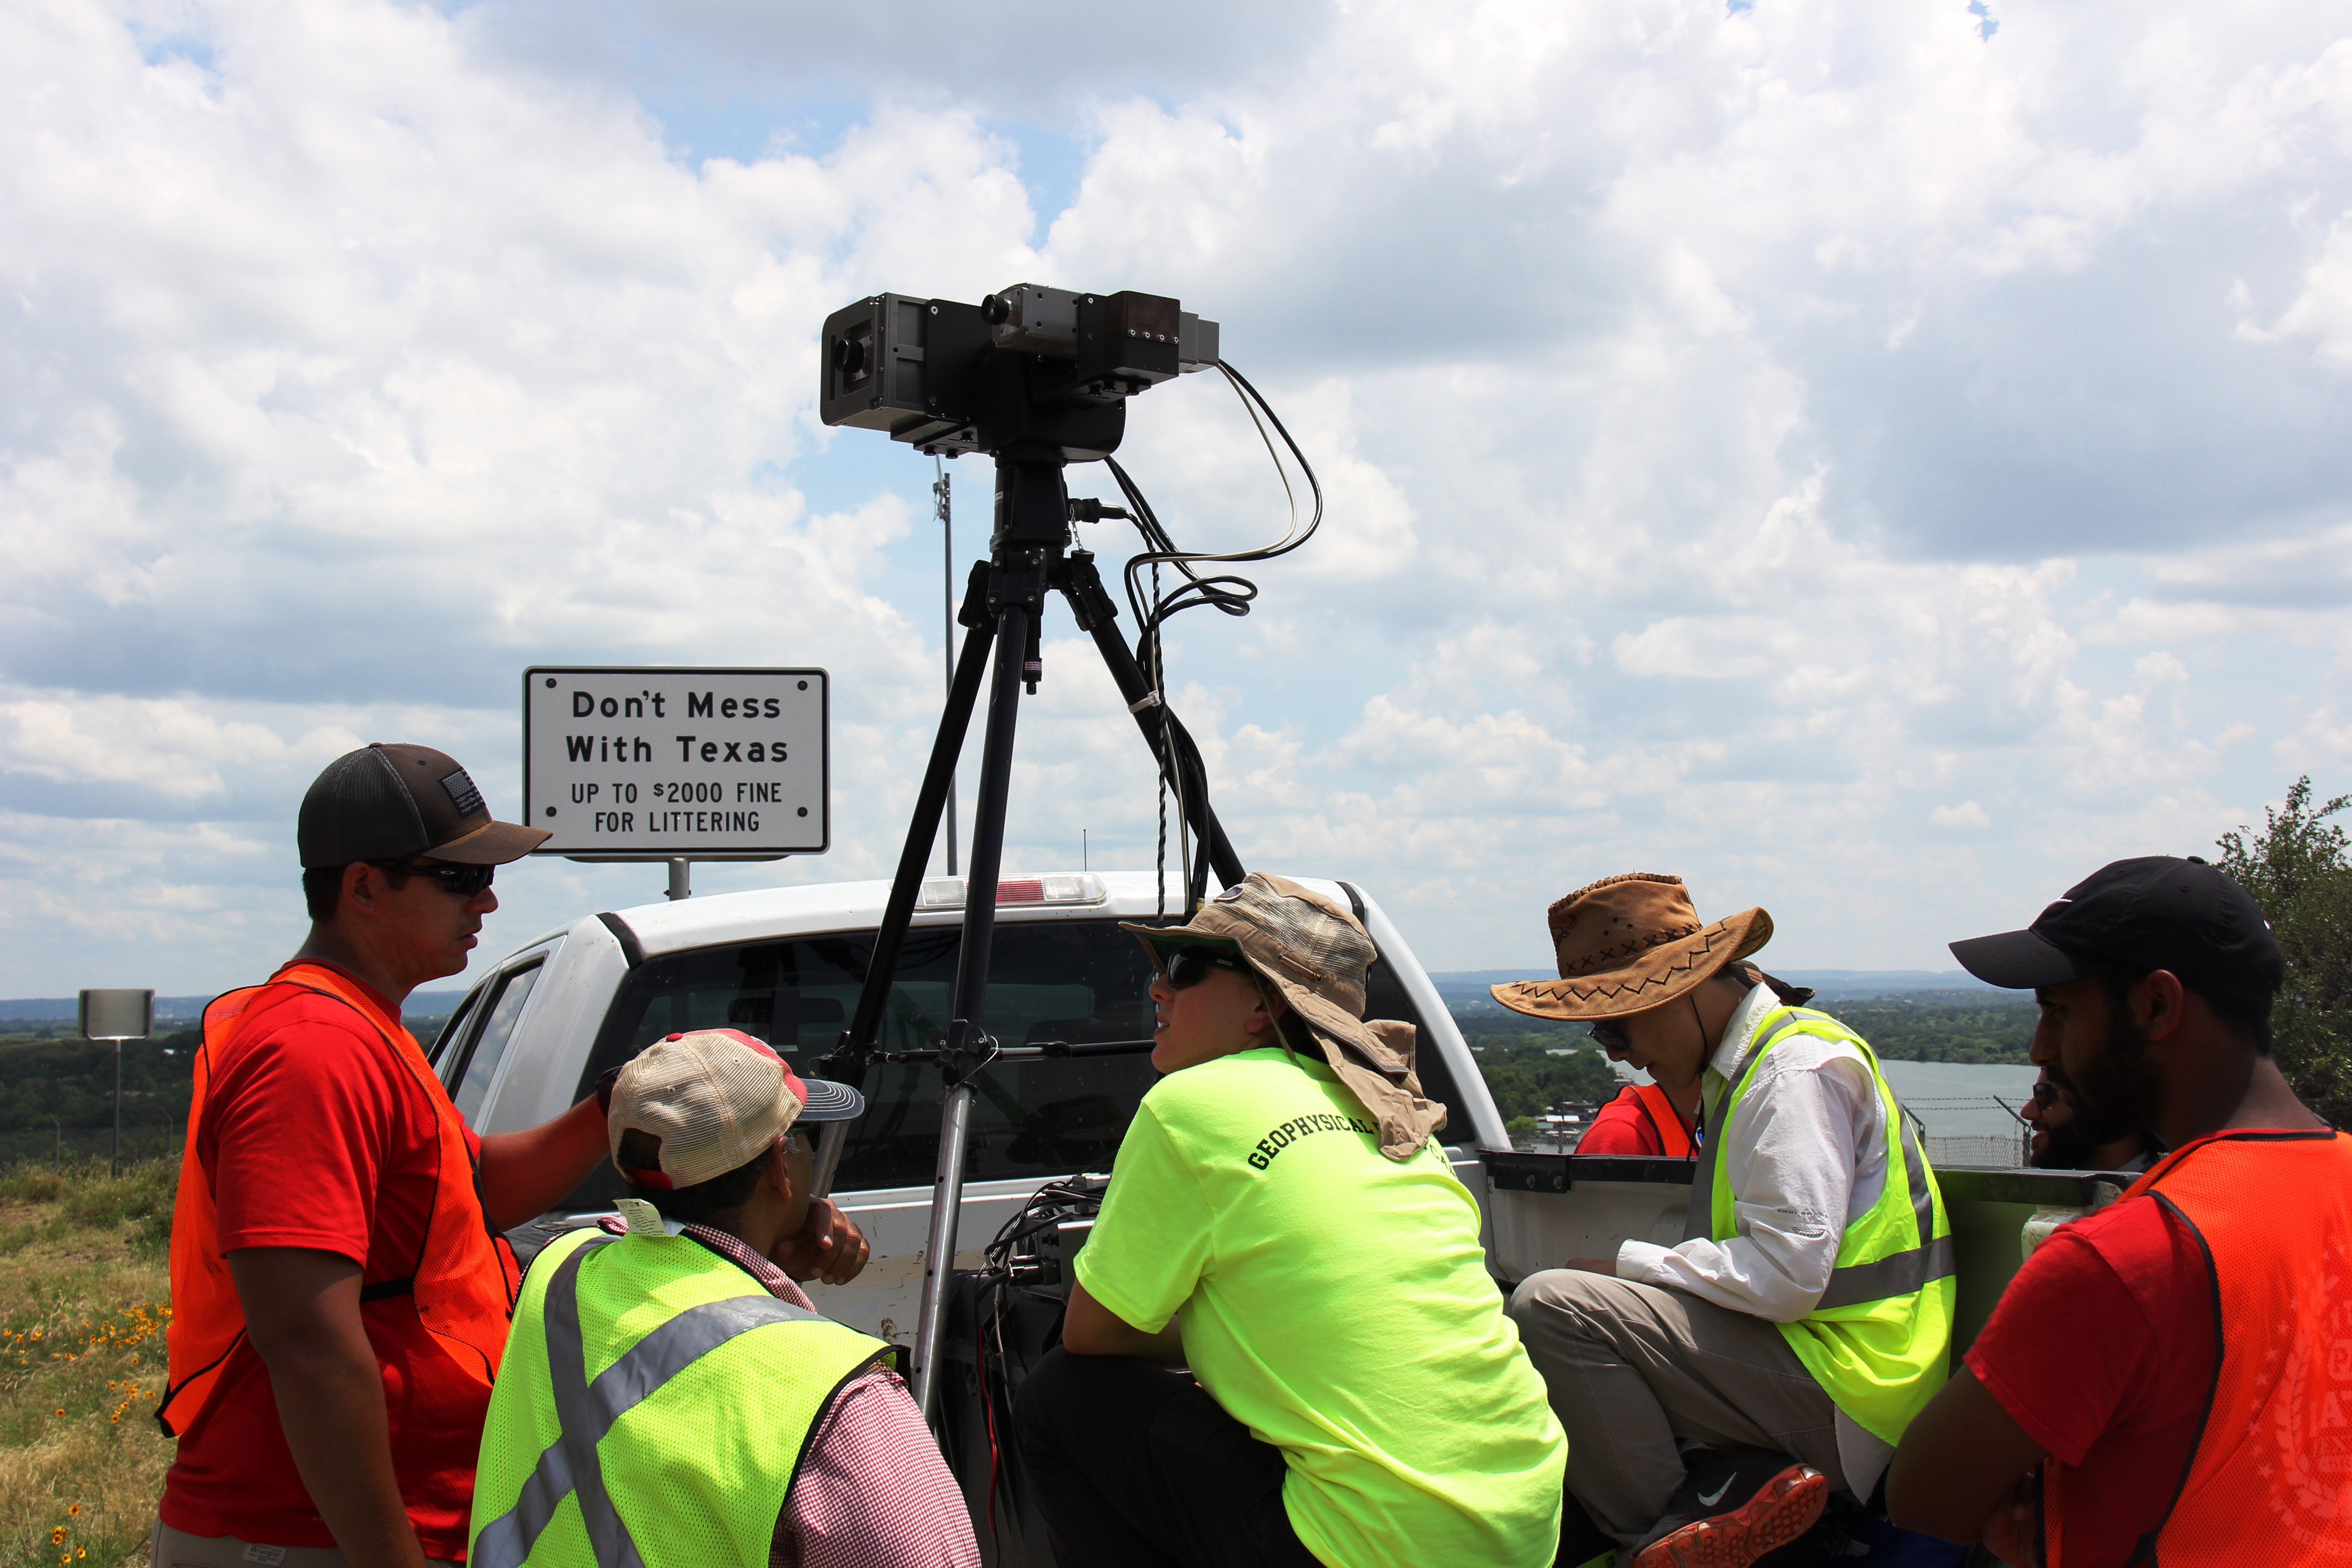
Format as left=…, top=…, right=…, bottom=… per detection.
left=524, top=666, right=829, bottom=858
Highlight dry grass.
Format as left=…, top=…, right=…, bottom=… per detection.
left=0, top=1161, right=177, bottom=1568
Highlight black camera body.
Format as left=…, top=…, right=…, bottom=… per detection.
left=819, top=284, right=1219, bottom=462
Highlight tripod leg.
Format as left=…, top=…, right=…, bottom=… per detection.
left=912, top=594, right=1034, bottom=1420
left=811, top=568, right=995, bottom=1205
left=1058, top=551, right=1246, bottom=890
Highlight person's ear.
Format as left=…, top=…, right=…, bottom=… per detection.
left=342, top=861, right=380, bottom=916
left=1245, top=979, right=1286, bottom=1037
left=2138, top=971, right=2188, bottom=1041
left=763, top=1137, right=797, bottom=1204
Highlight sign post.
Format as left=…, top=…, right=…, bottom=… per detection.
left=524, top=668, right=829, bottom=894
left=80, top=989, right=154, bottom=1175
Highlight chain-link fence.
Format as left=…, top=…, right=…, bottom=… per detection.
left=0, top=1122, right=182, bottom=1169
left=1904, top=1096, right=2031, bottom=1170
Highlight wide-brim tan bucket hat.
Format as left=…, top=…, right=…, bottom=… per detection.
left=1492, top=872, right=1774, bottom=1021
left=1121, top=872, right=1445, bottom=1161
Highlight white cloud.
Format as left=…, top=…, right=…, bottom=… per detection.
left=5, top=0, right=2352, bottom=991
left=0, top=693, right=353, bottom=800
left=2265, top=215, right=2352, bottom=368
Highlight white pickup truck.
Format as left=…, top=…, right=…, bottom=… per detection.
left=425, top=870, right=1515, bottom=1340
left=431, top=867, right=2112, bottom=1566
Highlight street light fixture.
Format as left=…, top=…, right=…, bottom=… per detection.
left=79, top=990, right=153, bottom=1176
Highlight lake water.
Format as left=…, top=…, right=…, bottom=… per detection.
left=1881, top=1059, right=2040, bottom=1168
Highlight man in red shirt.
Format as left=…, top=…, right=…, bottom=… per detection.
left=156, top=743, right=868, bottom=1568
left=1887, top=854, right=2344, bottom=1566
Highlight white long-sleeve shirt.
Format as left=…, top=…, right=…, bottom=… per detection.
left=1613, top=981, right=1897, bottom=1492
left=1616, top=981, right=1886, bottom=1318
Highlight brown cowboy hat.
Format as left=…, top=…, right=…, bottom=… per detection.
left=1491, top=872, right=1774, bottom=1021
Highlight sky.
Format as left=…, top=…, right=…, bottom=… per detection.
left=5, top=0, right=2351, bottom=996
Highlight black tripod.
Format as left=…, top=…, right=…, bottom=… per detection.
left=814, top=449, right=1245, bottom=1418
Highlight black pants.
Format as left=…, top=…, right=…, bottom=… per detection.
left=1013, top=1347, right=1322, bottom=1568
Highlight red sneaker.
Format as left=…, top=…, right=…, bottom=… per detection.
left=1630, top=1456, right=1828, bottom=1568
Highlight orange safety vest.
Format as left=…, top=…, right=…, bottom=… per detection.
left=1626, top=1082, right=1697, bottom=1158
left=2044, top=1127, right=2352, bottom=1565
left=158, top=962, right=521, bottom=1437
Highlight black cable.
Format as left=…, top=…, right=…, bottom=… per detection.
left=1151, top=559, right=1170, bottom=920
left=1094, top=361, right=1321, bottom=915
left=1112, top=360, right=1323, bottom=644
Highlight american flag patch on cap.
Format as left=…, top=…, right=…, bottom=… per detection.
left=441, top=768, right=485, bottom=818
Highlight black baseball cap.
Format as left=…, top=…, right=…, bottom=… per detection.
left=1949, top=855, right=2283, bottom=1014
left=298, top=743, right=549, bottom=868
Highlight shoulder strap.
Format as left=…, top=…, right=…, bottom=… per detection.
left=1631, top=1083, right=1694, bottom=1158
left=1630, top=1086, right=1665, bottom=1149
left=244, top=968, right=498, bottom=1299
left=1682, top=1007, right=1859, bottom=1244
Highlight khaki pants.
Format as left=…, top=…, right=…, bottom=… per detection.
left=1505, top=1270, right=1852, bottom=1552
left=149, top=1521, right=460, bottom=1568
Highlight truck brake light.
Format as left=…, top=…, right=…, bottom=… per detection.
left=918, top=874, right=1107, bottom=909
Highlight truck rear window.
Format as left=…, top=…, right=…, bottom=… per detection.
left=559, top=916, right=1461, bottom=1208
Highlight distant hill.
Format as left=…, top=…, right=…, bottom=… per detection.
left=0, top=989, right=471, bottom=1031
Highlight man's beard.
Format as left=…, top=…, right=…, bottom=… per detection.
left=2031, top=1117, right=2103, bottom=1171
left=2051, top=1005, right=2161, bottom=1148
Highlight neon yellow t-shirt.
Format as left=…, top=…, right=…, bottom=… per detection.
left=1074, top=1045, right=1565, bottom=1568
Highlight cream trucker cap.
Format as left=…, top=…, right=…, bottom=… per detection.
left=608, top=1029, right=865, bottom=1191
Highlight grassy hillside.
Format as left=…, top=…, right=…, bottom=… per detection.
left=0, top=1161, right=178, bottom=1568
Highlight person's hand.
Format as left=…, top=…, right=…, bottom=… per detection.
left=1564, top=1256, right=1619, bottom=1274
left=769, top=1198, right=870, bottom=1286
left=1980, top=1467, right=2037, bottom=1566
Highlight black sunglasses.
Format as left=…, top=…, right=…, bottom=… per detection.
left=1161, top=946, right=1250, bottom=990
left=1588, top=1020, right=1630, bottom=1053
left=372, top=860, right=495, bottom=897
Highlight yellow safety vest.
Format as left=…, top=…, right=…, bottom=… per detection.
left=470, top=1225, right=896, bottom=1568
left=1688, top=1006, right=1955, bottom=1444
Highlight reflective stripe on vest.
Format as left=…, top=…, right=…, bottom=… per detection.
left=1629, top=1083, right=1696, bottom=1159
left=158, top=965, right=520, bottom=1436
left=470, top=1227, right=896, bottom=1568
left=2043, top=1128, right=2352, bottom=1568
left=1683, top=1006, right=1956, bottom=1444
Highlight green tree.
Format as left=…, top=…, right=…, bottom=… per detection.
left=2216, top=776, right=2352, bottom=1128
